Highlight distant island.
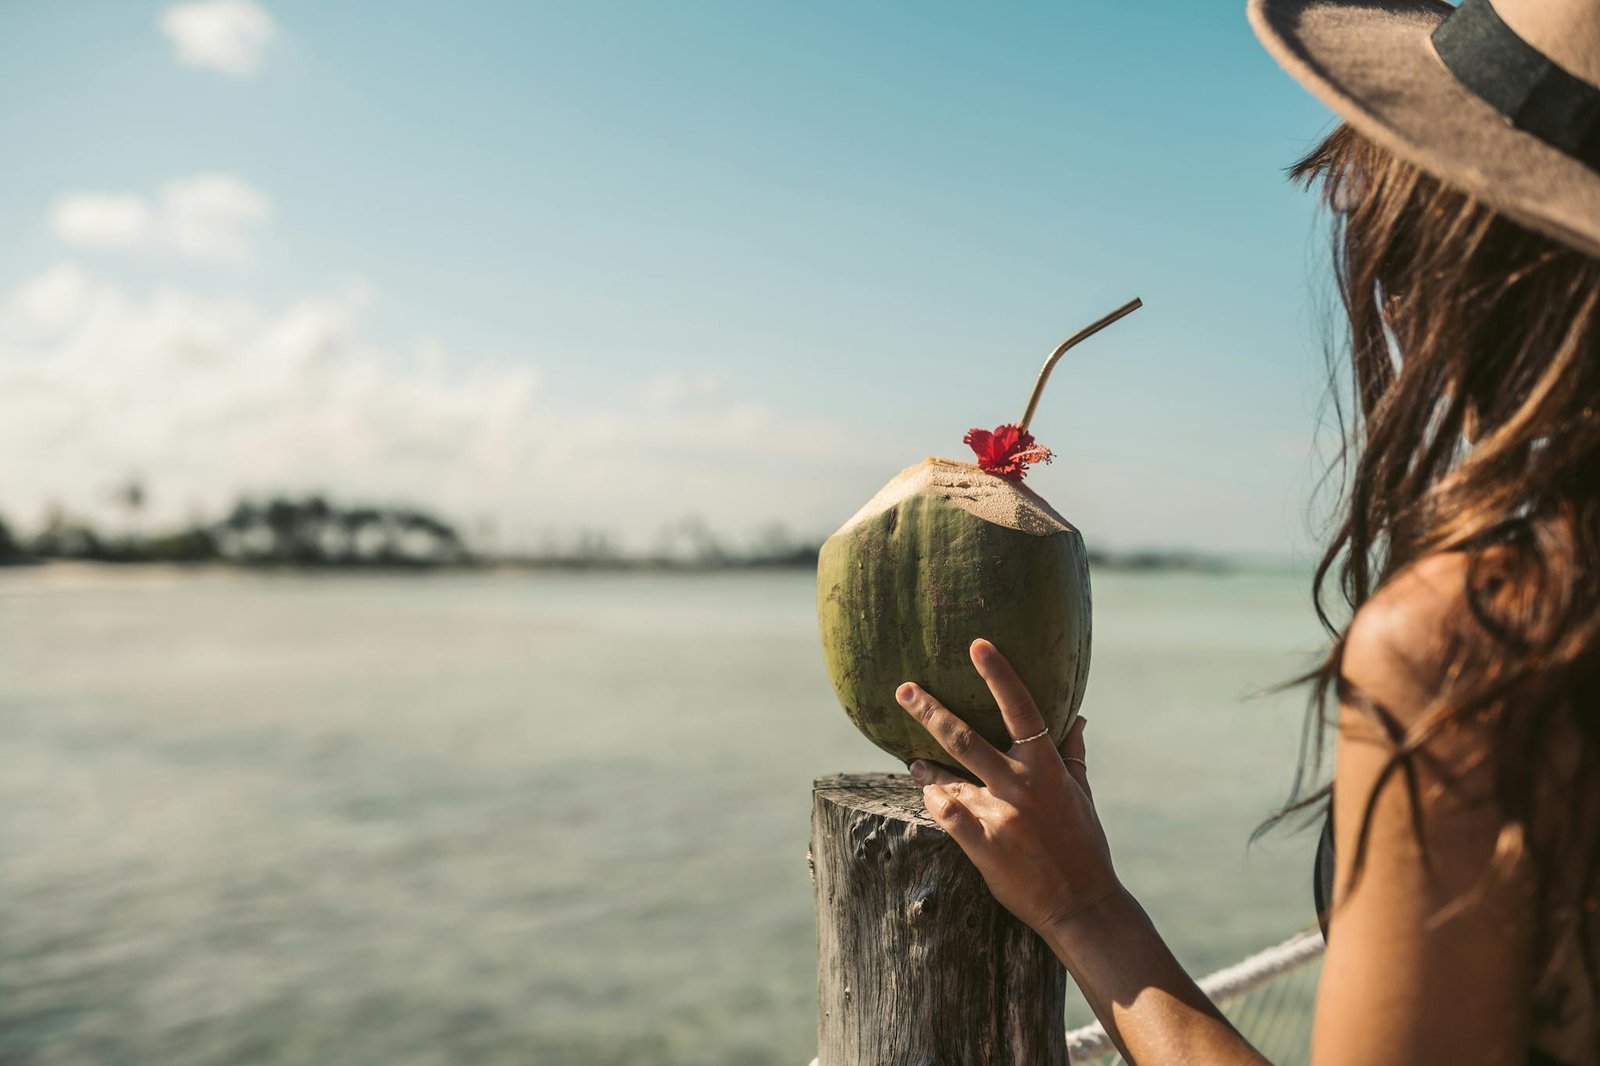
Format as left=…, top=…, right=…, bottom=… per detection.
left=0, top=493, right=1237, bottom=575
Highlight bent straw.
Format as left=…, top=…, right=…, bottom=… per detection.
left=1017, top=297, right=1144, bottom=432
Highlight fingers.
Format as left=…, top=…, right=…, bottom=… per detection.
left=1060, top=715, right=1091, bottom=795
left=920, top=783, right=984, bottom=848
left=969, top=639, right=1049, bottom=753
left=906, top=759, right=964, bottom=788
left=897, top=682, right=1008, bottom=784
left=909, top=760, right=994, bottom=828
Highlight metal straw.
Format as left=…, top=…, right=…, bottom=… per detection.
left=1017, top=297, right=1143, bottom=432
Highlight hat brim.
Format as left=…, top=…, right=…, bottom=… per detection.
left=1249, top=0, right=1600, bottom=260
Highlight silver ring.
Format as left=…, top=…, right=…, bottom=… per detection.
left=1064, top=756, right=1087, bottom=770
left=1010, top=728, right=1051, bottom=746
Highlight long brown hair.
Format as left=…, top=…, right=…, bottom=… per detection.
left=1284, top=124, right=1600, bottom=978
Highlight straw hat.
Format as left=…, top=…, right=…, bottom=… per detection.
left=1249, top=0, right=1600, bottom=259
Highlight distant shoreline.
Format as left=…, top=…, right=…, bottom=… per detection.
left=0, top=493, right=1289, bottom=577
left=0, top=550, right=1284, bottom=577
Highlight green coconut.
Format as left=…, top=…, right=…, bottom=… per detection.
left=817, top=456, right=1092, bottom=767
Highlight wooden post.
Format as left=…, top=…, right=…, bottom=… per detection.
left=811, top=773, right=1069, bottom=1066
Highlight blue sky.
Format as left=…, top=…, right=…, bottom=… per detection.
left=0, top=1, right=1342, bottom=558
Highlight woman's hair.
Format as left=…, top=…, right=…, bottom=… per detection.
left=1283, top=124, right=1600, bottom=967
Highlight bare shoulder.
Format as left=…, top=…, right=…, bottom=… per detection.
left=1340, top=552, right=1475, bottom=726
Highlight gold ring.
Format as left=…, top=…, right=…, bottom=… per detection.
left=1010, top=728, right=1051, bottom=745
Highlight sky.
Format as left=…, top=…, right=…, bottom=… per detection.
left=0, top=1, right=1345, bottom=559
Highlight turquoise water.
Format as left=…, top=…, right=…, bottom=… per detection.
left=0, top=565, right=1326, bottom=1065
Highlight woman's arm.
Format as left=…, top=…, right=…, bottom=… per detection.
left=904, top=568, right=1536, bottom=1065
left=1042, top=887, right=1270, bottom=1064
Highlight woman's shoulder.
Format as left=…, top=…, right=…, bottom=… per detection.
left=1340, top=551, right=1477, bottom=727
left=1342, top=540, right=1562, bottom=720
left=1338, top=542, right=1587, bottom=783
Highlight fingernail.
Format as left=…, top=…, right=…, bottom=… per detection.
left=896, top=683, right=918, bottom=705
left=908, top=760, right=929, bottom=783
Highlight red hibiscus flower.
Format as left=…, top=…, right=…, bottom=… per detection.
left=963, top=423, right=1053, bottom=481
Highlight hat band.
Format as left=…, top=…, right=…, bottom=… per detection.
left=1433, top=0, right=1600, bottom=172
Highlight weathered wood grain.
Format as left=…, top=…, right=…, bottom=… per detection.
left=811, top=773, right=1068, bottom=1066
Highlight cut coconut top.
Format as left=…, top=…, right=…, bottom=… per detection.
left=832, top=457, right=1077, bottom=538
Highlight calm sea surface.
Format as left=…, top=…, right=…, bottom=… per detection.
left=0, top=565, right=1327, bottom=1065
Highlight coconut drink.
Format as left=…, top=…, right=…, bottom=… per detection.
left=817, top=299, right=1141, bottom=767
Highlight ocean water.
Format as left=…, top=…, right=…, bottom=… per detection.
left=0, top=565, right=1327, bottom=1065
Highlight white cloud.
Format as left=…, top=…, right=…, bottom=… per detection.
left=50, top=194, right=155, bottom=249
left=51, top=174, right=271, bottom=263
left=160, top=0, right=277, bottom=78
left=4, top=264, right=100, bottom=334
left=0, top=266, right=879, bottom=549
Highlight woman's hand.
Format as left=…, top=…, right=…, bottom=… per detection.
left=903, top=641, right=1264, bottom=1064
left=897, top=637, right=1121, bottom=936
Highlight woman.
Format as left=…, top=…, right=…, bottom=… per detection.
left=896, top=1, right=1600, bottom=1062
